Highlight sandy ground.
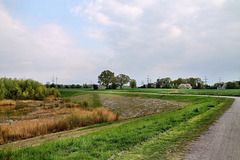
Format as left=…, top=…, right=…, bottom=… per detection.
left=184, top=97, right=240, bottom=160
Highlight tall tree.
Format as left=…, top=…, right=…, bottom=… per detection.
left=115, top=74, right=130, bottom=89
left=98, top=70, right=115, bottom=89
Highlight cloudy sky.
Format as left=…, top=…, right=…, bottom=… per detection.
left=0, top=0, right=239, bottom=85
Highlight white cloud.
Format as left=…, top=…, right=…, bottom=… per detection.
left=71, top=0, right=240, bottom=84
left=87, top=28, right=105, bottom=41
left=0, top=3, right=100, bottom=84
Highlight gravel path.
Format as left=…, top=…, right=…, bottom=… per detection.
left=184, top=97, right=240, bottom=160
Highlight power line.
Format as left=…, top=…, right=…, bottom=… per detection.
left=204, top=76, right=208, bottom=85
left=219, top=77, right=222, bottom=83
left=147, top=75, right=149, bottom=84
left=52, top=75, right=55, bottom=84
left=56, top=77, right=58, bottom=88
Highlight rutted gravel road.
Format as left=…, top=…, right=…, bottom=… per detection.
left=184, top=97, right=240, bottom=160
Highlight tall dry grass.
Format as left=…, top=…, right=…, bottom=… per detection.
left=0, top=107, right=120, bottom=144
left=0, top=100, right=16, bottom=106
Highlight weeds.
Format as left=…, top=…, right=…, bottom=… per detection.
left=0, top=107, right=120, bottom=144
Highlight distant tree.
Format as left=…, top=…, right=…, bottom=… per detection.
left=156, top=79, right=162, bottom=88
left=162, top=77, right=171, bottom=88
left=70, top=84, right=76, bottom=88
left=196, top=78, right=204, bottom=89
left=57, top=84, right=64, bottom=88
left=76, top=84, right=82, bottom=88
left=147, top=83, right=153, bottom=88
left=115, top=74, right=130, bottom=89
left=83, top=83, right=89, bottom=88
left=98, top=70, right=115, bottom=89
left=172, top=78, right=186, bottom=89
left=226, top=81, right=239, bottom=89
left=186, top=78, right=197, bottom=89
left=139, top=84, right=146, bottom=88
left=64, top=85, right=70, bottom=88
left=45, top=83, right=50, bottom=88
left=50, top=83, right=56, bottom=88
left=92, top=84, right=98, bottom=90
left=130, top=79, right=137, bottom=89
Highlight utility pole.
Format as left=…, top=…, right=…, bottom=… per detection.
left=52, top=75, right=55, bottom=84
left=219, top=77, right=222, bottom=83
left=204, top=76, right=208, bottom=85
left=147, top=75, right=149, bottom=84
left=56, top=77, right=58, bottom=88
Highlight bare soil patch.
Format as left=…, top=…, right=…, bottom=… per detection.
left=100, top=94, right=191, bottom=119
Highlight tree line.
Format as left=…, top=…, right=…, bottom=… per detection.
left=0, top=78, right=61, bottom=100
left=98, top=70, right=136, bottom=89
left=46, top=83, right=90, bottom=89
left=141, top=77, right=240, bottom=89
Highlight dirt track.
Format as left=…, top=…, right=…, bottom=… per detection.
left=184, top=97, right=240, bottom=160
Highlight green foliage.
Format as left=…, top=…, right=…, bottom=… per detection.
left=92, top=84, right=98, bottom=90
left=76, top=84, right=82, bottom=88
left=0, top=78, right=61, bottom=100
left=91, top=93, right=102, bottom=107
left=130, top=79, right=137, bottom=89
left=115, top=74, right=131, bottom=89
left=226, top=81, right=239, bottom=89
left=83, top=83, right=89, bottom=88
left=98, top=70, right=115, bottom=88
left=70, top=84, right=76, bottom=88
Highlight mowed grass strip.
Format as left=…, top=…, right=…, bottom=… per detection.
left=0, top=96, right=225, bottom=160
left=114, top=98, right=234, bottom=160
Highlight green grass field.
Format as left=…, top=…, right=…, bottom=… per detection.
left=0, top=92, right=234, bottom=160
left=107, top=88, right=240, bottom=97
left=59, top=88, right=240, bottom=97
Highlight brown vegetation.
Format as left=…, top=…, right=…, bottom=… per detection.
left=0, top=100, right=16, bottom=106
left=0, top=107, right=119, bottom=144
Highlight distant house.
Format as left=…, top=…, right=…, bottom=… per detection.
left=178, top=84, right=192, bottom=89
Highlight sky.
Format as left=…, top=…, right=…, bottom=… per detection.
left=0, top=0, right=240, bottom=85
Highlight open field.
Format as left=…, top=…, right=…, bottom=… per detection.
left=0, top=91, right=234, bottom=159
left=59, top=88, right=240, bottom=98
left=103, top=88, right=240, bottom=97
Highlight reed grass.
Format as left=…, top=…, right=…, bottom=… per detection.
left=0, top=107, right=119, bottom=144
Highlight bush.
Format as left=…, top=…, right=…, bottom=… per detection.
left=93, top=84, right=98, bottom=90
left=0, top=78, right=61, bottom=100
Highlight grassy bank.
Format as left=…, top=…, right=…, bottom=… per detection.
left=110, top=88, right=240, bottom=97
left=59, top=88, right=240, bottom=97
left=0, top=95, right=233, bottom=159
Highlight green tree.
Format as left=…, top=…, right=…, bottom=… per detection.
left=186, top=78, right=197, bottom=89
left=76, top=84, right=82, bottom=88
left=226, top=81, right=239, bottom=89
left=70, top=84, right=76, bottom=88
left=130, top=79, right=137, bottom=89
left=83, top=84, right=89, bottom=88
left=115, top=74, right=130, bottom=89
left=172, top=78, right=186, bottom=89
left=98, top=70, right=115, bottom=89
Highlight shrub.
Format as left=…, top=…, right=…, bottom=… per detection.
left=93, top=84, right=98, bottom=90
